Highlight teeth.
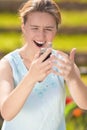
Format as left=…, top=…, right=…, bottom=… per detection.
left=36, top=41, right=44, bottom=44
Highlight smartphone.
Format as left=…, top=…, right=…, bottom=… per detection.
left=39, top=48, right=51, bottom=62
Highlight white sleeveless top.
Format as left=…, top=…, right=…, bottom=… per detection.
left=1, top=49, right=66, bottom=130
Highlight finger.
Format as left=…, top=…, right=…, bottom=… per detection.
left=39, top=48, right=52, bottom=62
left=42, top=62, right=53, bottom=72
left=41, top=57, right=52, bottom=66
left=54, top=55, right=68, bottom=66
left=70, top=48, right=76, bottom=62
left=57, top=50, right=68, bottom=58
left=53, top=61, right=67, bottom=73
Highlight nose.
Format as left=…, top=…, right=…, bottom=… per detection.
left=37, top=29, right=46, bottom=41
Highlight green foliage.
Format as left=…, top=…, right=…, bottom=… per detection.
left=0, top=33, right=87, bottom=53
left=0, top=32, right=22, bottom=52
left=55, top=0, right=87, bottom=3
left=61, top=11, right=87, bottom=27
left=0, top=11, right=87, bottom=27
left=52, top=34, right=87, bottom=52
left=65, top=102, right=87, bottom=130
left=0, top=32, right=87, bottom=53
left=0, top=12, right=21, bottom=28
left=65, top=102, right=76, bottom=117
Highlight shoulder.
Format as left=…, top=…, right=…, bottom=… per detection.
left=4, top=49, right=18, bottom=60
left=0, top=50, right=17, bottom=76
left=0, top=57, right=11, bottom=70
left=3, top=49, right=20, bottom=67
left=0, top=57, right=12, bottom=77
left=0, top=58, right=14, bottom=90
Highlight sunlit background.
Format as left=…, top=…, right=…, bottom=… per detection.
left=0, top=0, right=87, bottom=130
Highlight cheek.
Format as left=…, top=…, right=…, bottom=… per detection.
left=24, top=30, right=34, bottom=40
left=47, top=32, right=56, bottom=41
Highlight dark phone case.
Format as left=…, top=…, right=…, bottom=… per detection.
left=39, top=48, right=51, bottom=62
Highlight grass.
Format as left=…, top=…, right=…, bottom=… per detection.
left=0, top=33, right=87, bottom=53
left=0, top=12, right=21, bottom=28
left=81, top=75, right=87, bottom=84
left=66, top=116, right=87, bottom=130
left=52, top=34, right=87, bottom=52
left=0, top=32, right=22, bottom=53
left=61, top=11, right=87, bottom=27
left=55, top=0, right=87, bottom=3
left=0, top=11, right=87, bottom=28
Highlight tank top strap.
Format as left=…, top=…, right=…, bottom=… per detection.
left=4, top=49, right=28, bottom=86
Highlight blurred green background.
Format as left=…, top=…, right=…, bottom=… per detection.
left=0, top=0, right=87, bottom=130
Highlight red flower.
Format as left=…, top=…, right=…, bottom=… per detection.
left=66, top=97, right=73, bottom=104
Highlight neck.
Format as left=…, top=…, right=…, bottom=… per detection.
left=19, top=46, right=35, bottom=62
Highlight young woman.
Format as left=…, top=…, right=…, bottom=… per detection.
left=0, top=0, right=87, bottom=130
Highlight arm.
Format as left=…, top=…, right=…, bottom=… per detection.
left=53, top=48, right=87, bottom=110
left=0, top=59, right=35, bottom=121
left=66, top=64, right=87, bottom=110
left=0, top=49, right=53, bottom=121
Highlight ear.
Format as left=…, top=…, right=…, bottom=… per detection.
left=21, top=23, right=25, bottom=34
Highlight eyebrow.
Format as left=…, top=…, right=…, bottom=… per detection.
left=30, top=25, right=55, bottom=28
left=44, top=26, right=55, bottom=29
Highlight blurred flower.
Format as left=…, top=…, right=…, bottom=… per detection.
left=66, top=96, right=73, bottom=104
left=72, top=108, right=84, bottom=117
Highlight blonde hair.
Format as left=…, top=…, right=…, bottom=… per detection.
left=19, top=0, right=61, bottom=30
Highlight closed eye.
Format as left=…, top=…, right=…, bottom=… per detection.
left=45, top=28, right=52, bottom=31
left=44, top=27, right=55, bottom=31
left=31, top=27, right=38, bottom=30
left=30, top=25, right=39, bottom=30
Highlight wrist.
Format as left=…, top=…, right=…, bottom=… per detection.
left=66, top=73, right=81, bottom=88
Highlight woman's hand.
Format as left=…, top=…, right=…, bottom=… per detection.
left=28, top=48, right=53, bottom=83
left=53, top=48, right=80, bottom=82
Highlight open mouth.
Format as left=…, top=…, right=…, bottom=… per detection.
left=34, top=41, right=44, bottom=47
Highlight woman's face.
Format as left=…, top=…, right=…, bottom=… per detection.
left=22, top=11, right=57, bottom=52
